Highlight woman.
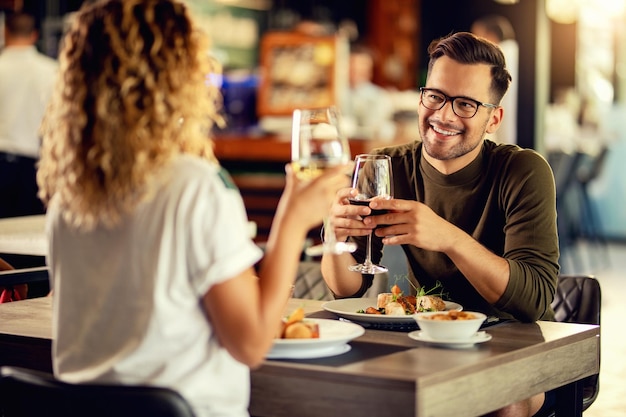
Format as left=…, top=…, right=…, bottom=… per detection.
left=37, top=1, right=348, bottom=416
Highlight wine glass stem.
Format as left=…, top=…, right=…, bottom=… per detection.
left=324, top=217, right=336, bottom=244
left=364, top=232, right=374, bottom=267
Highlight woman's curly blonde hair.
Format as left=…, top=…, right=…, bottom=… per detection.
left=37, top=0, right=222, bottom=231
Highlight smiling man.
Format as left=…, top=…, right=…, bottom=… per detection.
left=321, top=32, right=559, bottom=417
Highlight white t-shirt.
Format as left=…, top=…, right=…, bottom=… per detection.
left=47, top=154, right=264, bottom=417
left=0, top=46, right=57, bottom=157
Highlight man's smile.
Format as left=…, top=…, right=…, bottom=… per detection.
left=430, top=122, right=463, bottom=137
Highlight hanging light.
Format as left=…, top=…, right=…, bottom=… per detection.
left=546, top=0, right=581, bottom=24
left=493, top=0, right=520, bottom=4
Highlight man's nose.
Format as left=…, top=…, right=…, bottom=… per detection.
left=437, top=99, right=458, bottom=120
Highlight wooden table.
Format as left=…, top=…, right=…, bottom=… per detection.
left=0, top=215, right=256, bottom=257
left=0, top=297, right=599, bottom=417
left=0, top=215, right=47, bottom=257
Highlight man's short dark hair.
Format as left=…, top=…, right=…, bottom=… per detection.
left=427, top=32, right=512, bottom=104
left=5, top=12, right=37, bottom=37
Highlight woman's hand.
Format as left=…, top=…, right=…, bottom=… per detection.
left=278, top=163, right=353, bottom=232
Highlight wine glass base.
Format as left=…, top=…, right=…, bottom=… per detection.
left=348, top=263, right=388, bottom=274
left=304, top=241, right=357, bottom=257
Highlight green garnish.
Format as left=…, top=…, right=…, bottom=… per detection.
left=417, top=280, right=445, bottom=297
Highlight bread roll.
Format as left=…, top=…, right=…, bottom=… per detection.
left=283, top=322, right=320, bottom=339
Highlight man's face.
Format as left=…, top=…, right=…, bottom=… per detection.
left=418, top=56, right=502, bottom=172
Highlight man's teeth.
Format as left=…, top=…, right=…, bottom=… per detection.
left=432, top=125, right=457, bottom=136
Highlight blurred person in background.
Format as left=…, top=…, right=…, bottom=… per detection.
left=471, top=14, right=518, bottom=145
left=0, top=11, right=57, bottom=218
left=341, top=43, right=395, bottom=141
left=37, top=1, right=349, bottom=416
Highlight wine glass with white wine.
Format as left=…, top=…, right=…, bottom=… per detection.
left=291, top=106, right=356, bottom=256
left=347, top=154, right=393, bottom=274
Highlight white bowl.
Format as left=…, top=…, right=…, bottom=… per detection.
left=412, top=311, right=487, bottom=340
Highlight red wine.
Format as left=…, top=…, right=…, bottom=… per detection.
left=348, top=199, right=388, bottom=217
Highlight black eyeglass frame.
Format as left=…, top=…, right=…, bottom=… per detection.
left=419, top=87, right=498, bottom=119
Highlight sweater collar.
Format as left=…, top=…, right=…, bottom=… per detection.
left=418, top=141, right=487, bottom=186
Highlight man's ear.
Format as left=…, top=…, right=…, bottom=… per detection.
left=485, top=106, right=504, bottom=134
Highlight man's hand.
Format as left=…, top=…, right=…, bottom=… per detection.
left=365, top=198, right=462, bottom=253
left=328, top=187, right=375, bottom=242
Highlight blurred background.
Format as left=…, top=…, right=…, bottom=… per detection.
left=1, top=0, right=624, bottom=247
left=2, top=2, right=625, bottom=415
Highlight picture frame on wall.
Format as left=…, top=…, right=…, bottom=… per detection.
left=257, top=31, right=348, bottom=117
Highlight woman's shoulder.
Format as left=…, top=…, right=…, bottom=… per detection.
left=160, top=154, right=233, bottom=192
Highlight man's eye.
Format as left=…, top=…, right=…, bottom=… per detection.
left=456, top=100, right=477, bottom=110
left=429, top=94, right=444, bottom=102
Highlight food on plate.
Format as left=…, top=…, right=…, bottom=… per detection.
left=360, top=284, right=447, bottom=316
left=421, top=311, right=477, bottom=321
left=283, top=322, right=319, bottom=339
left=276, top=307, right=320, bottom=339
left=365, top=306, right=383, bottom=315
left=415, top=294, right=446, bottom=312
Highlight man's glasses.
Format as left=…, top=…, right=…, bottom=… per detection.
left=419, top=87, right=498, bottom=119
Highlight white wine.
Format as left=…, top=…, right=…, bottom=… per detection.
left=292, top=161, right=331, bottom=180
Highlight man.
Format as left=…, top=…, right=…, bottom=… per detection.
left=0, top=11, right=57, bottom=218
left=321, top=32, right=559, bottom=417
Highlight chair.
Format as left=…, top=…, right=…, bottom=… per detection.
left=0, top=266, right=49, bottom=287
left=0, top=366, right=196, bottom=417
left=548, top=274, right=601, bottom=414
left=293, top=261, right=333, bottom=300
left=0, top=266, right=50, bottom=302
left=550, top=148, right=610, bottom=273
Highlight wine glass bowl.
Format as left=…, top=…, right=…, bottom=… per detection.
left=291, top=106, right=356, bottom=256
left=348, top=154, right=393, bottom=274
left=292, top=107, right=350, bottom=180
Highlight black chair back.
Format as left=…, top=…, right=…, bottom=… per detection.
left=293, top=261, right=333, bottom=300
left=550, top=275, right=601, bottom=411
left=0, top=266, right=49, bottom=287
left=0, top=366, right=196, bottom=417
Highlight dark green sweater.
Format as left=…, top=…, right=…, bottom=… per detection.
left=350, top=140, right=559, bottom=322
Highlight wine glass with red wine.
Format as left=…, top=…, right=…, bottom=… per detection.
left=291, top=106, right=356, bottom=256
left=348, top=154, right=393, bottom=274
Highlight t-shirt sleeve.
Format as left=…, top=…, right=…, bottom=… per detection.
left=184, top=166, right=263, bottom=296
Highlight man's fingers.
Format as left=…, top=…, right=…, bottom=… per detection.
left=369, top=198, right=408, bottom=211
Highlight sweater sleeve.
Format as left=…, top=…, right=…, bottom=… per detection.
left=494, top=149, right=559, bottom=321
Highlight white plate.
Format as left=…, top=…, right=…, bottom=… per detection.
left=268, top=319, right=364, bottom=359
left=322, top=297, right=463, bottom=324
left=267, top=343, right=352, bottom=360
left=408, top=330, right=492, bottom=348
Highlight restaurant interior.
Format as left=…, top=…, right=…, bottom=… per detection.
left=0, top=0, right=625, bottom=415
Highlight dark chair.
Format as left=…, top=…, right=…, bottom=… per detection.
left=549, top=148, right=610, bottom=273
left=0, top=266, right=50, bottom=301
left=293, top=261, right=333, bottom=300
left=547, top=274, right=601, bottom=415
left=0, top=266, right=49, bottom=287
left=0, top=366, right=196, bottom=417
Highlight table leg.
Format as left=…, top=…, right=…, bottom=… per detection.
left=554, top=379, right=583, bottom=416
